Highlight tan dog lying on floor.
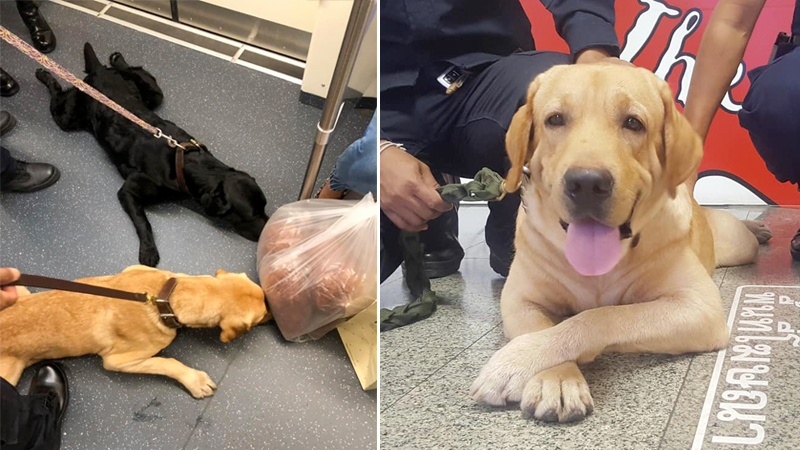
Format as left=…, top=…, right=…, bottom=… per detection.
left=0, top=265, right=269, bottom=398
left=470, top=63, right=771, bottom=423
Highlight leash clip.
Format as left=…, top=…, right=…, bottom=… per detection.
left=153, top=128, right=186, bottom=150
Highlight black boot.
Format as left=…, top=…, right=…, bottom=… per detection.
left=1, top=68, right=20, bottom=97
left=1, top=148, right=61, bottom=193
left=1, top=111, right=17, bottom=136
left=17, top=1, right=57, bottom=54
left=792, top=224, right=800, bottom=262
left=406, top=206, right=465, bottom=279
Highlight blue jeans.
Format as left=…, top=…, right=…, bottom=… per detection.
left=330, top=111, right=377, bottom=195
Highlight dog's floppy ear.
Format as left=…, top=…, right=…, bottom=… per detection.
left=505, top=76, right=542, bottom=193
left=200, top=184, right=231, bottom=216
left=83, top=43, right=102, bottom=73
left=219, top=317, right=250, bottom=343
left=215, top=269, right=229, bottom=276
left=656, top=77, right=703, bottom=198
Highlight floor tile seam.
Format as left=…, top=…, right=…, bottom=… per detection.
left=656, top=354, right=697, bottom=449
left=179, top=342, right=246, bottom=450
left=381, top=344, right=475, bottom=412
left=656, top=264, right=730, bottom=447
left=462, top=240, right=487, bottom=251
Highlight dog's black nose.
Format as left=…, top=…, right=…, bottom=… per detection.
left=563, top=168, right=614, bottom=208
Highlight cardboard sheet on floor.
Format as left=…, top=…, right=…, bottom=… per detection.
left=691, top=285, right=800, bottom=449
left=338, top=301, right=377, bottom=390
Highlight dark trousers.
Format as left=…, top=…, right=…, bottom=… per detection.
left=0, top=378, right=60, bottom=450
left=1, top=147, right=19, bottom=178
left=739, top=46, right=800, bottom=186
left=380, top=51, right=572, bottom=281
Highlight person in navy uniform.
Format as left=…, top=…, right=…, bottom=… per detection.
left=379, top=0, right=624, bottom=281
left=1, top=268, right=69, bottom=450
left=685, top=0, right=800, bottom=261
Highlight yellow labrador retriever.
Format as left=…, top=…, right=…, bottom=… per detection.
left=470, top=63, right=770, bottom=423
left=0, top=265, right=269, bottom=398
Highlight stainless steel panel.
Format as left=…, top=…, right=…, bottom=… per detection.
left=105, top=6, right=239, bottom=57
left=59, top=0, right=107, bottom=13
left=177, top=1, right=310, bottom=62
left=238, top=50, right=304, bottom=80
left=111, top=0, right=172, bottom=19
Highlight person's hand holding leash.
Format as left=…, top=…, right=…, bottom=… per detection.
left=380, top=143, right=452, bottom=232
left=1, top=267, right=22, bottom=310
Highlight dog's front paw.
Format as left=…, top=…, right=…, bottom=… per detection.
left=184, top=370, right=217, bottom=399
left=521, top=362, right=593, bottom=423
left=35, top=68, right=53, bottom=84
left=109, top=52, right=127, bottom=68
left=139, top=244, right=160, bottom=267
left=471, top=333, right=558, bottom=405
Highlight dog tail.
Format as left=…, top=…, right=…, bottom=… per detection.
left=83, top=43, right=102, bottom=73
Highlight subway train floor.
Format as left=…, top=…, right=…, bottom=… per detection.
left=380, top=204, right=800, bottom=450
left=1, top=2, right=375, bottom=449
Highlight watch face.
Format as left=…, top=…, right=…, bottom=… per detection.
left=442, top=69, right=461, bottom=84
left=438, top=67, right=463, bottom=87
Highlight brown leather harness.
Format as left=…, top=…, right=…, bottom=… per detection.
left=6, top=274, right=183, bottom=329
left=175, top=138, right=203, bottom=194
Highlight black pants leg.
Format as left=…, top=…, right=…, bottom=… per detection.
left=0, top=378, right=60, bottom=450
left=1, top=146, right=19, bottom=178
left=380, top=51, right=571, bottom=279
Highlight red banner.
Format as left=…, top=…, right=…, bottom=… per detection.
left=522, top=0, right=798, bottom=206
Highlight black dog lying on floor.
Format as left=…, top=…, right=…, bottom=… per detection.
left=36, top=43, right=268, bottom=266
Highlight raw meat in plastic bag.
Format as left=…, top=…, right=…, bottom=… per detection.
left=257, top=195, right=377, bottom=341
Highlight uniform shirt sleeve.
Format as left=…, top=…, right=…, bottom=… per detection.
left=540, top=0, right=620, bottom=59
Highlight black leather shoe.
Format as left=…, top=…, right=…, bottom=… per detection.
left=18, top=1, right=57, bottom=54
left=1, top=68, right=19, bottom=97
left=0, top=156, right=61, bottom=193
left=791, top=225, right=800, bottom=262
left=405, top=207, right=465, bottom=279
left=29, top=363, right=69, bottom=425
left=1, top=111, right=17, bottom=136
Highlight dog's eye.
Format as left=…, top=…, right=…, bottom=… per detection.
left=623, top=116, right=645, bottom=132
left=546, top=114, right=565, bottom=127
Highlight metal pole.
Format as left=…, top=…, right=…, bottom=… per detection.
left=298, top=0, right=376, bottom=200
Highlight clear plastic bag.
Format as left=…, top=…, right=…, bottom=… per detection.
left=257, top=195, right=377, bottom=342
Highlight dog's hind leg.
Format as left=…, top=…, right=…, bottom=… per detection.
left=111, top=52, right=164, bottom=110
left=35, top=69, right=87, bottom=131
left=0, top=355, right=27, bottom=386
left=705, top=208, right=769, bottom=267
left=102, top=352, right=217, bottom=398
left=83, top=43, right=103, bottom=73
left=118, top=173, right=164, bottom=267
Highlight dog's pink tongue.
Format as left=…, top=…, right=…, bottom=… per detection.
left=564, top=220, right=622, bottom=276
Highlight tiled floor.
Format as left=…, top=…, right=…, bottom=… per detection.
left=1, top=2, right=375, bottom=449
left=380, top=204, right=800, bottom=450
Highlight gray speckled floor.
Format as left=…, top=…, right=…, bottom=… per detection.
left=1, top=2, right=375, bottom=449
left=380, top=204, right=800, bottom=450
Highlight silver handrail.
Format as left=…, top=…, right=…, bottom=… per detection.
left=298, top=0, right=376, bottom=200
